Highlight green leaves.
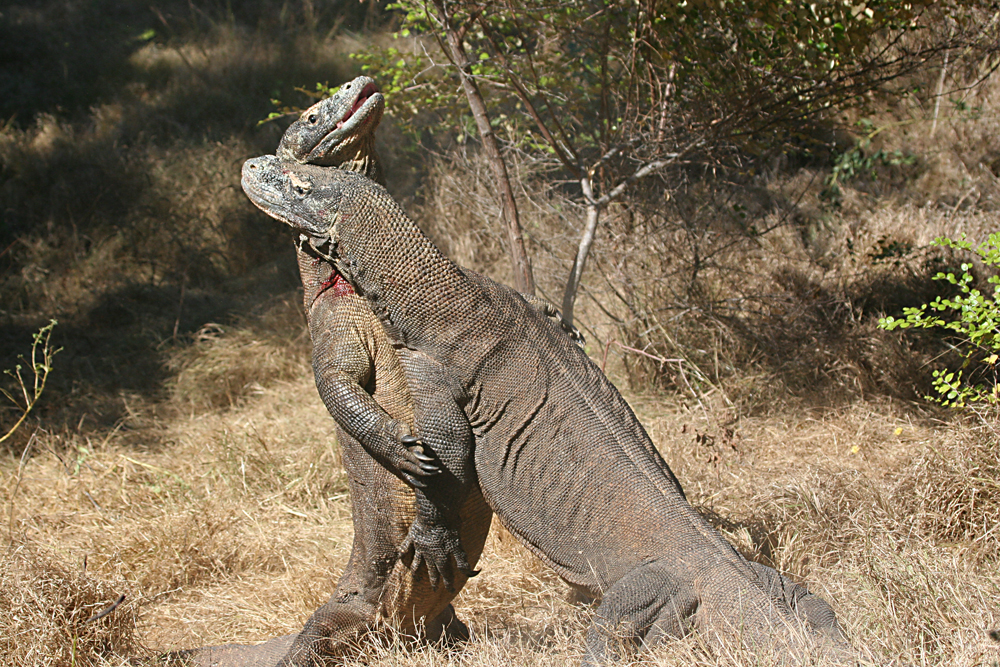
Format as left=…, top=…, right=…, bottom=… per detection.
left=355, top=0, right=968, bottom=169
left=879, top=235, right=1000, bottom=409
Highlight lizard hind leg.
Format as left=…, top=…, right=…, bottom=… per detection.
left=582, top=560, right=699, bottom=666
left=745, top=561, right=845, bottom=639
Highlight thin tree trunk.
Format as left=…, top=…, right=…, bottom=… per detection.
left=559, top=146, right=691, bottom=326
left=433, top=2, right=535, bottom=294
left=930, top=47, right=950, bottom=138
left=561, top=176, right=601, bottom=326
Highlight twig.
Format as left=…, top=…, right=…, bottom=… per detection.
left=611, top=340, right=685, bottom=365
left=602, top=338, right=614, bottom=372
left=83, top=594, right=125, bottom=624
left=930, top=24, right=955, bottom=138
left=0, top=238, right=18, bottom=261
left=1, top=320, right=61, bottom=446
left=602, top=340, right=709, bottom=418
left=172, top=273, right=187, bottom=341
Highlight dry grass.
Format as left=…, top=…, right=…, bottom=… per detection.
left=0, top=545, right=141, bottom=667
left=4, top=369, right=999, bottom=665
left=3, top=3, right=1000, bottom=665
left=166, top=308, right=309, bottom=412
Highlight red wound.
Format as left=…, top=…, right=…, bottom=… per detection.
left=319, top=270, right=355, bottom=298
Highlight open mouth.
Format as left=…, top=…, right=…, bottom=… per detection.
left=305, top=80, right=385, bottom=163
left=335, top=81, right=380, bottom=131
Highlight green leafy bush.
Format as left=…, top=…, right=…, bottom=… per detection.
left=880, top=235, right=1000, bottom=408
left=820, top=119, right=917, bottom=205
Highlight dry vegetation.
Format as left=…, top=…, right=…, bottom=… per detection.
left=1, top=1, right=999, bottom=666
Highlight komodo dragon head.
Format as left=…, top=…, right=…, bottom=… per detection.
left=242, top=155, right=342, bottom=243
left=277, top=75, right=384, bottom=174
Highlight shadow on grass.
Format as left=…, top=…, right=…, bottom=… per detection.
left=0, top=0, right=398, bottom=444
left=0, top=0, right=380, bottom=124
left=0, top=248, right=301, bottom=446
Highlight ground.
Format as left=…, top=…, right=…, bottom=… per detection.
left=3, top=354, right=998, bottom=665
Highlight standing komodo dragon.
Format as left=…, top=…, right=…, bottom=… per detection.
left=240, top=150, right=856, bottom=665
left=173, top=77, right=576, bottom=667
left=170, top=77, right=487, bottom=667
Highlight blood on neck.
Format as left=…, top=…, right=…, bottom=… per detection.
left=319, top=269, right=355, bottom=298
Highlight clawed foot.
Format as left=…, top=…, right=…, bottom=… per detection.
left=400, top=519, right=479, bottom=591
left=559, top=317, right=586, bottom=347
left=397, top=434, right=441, bottom=487
left=538, top=303, right=585, bottom=347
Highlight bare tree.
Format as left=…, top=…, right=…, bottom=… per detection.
left=421, top=0, right=535, bottom=294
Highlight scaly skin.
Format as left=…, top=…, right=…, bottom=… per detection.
left=170, top=78, right=580, bottom=667
left=240, top=157, right=855, bottom=665
left=168, top=76, right=491, bottom=667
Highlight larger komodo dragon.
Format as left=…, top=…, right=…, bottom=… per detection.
left=241, top=152, right=856, bottom=664
left=172, top=77, right=575, bottom=667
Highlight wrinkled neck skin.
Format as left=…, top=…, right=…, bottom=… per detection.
left=296, top=236, right=355, bottom=315
left=292, top=127, right=380, bottom=310
left=297, top=238, right=328, bottom=311
left=337, top=133, right=383, bottom=185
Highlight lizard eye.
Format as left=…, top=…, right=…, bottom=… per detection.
left=307, top=114, right=318, bottom=124
left=290, top=175, right=312, bottom=195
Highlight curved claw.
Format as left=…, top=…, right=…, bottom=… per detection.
left=400, top=435, right=442, bottom=476
left=404, top=475, right=428, bottom=488
left=398, top=457, right=437, bottom=480
left=405, top=464, right=439, bottom=478
left=426, top=559, right=443, bottom=591
left=450, top=547, right=477, bottom=582
left=400, top=519, right=476, bottom=593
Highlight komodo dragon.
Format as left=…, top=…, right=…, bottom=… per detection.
left=172, top=77, right=575, bottom=667
left=169, top=76, right=487, bottom=667
left=241, top=155, right=855, bottom=665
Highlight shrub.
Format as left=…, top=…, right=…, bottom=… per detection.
left=879, top=234, right=1000, bottom=408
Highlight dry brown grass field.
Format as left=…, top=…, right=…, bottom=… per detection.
left=4, top=368, right=1000, bottom=665
left=2, top=2, right=999, bottom=666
